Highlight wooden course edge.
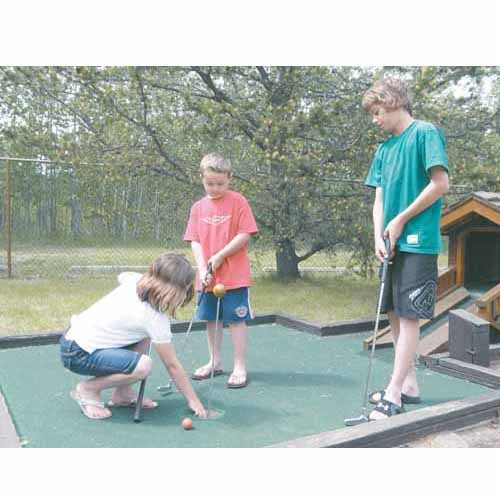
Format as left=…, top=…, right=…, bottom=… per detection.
left=0, top=314, right=389, bottom=349
left=268, top=390, right=500, bottom=448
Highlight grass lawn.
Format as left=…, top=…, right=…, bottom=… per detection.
left=0, top=244, right=448, bottom=336
left=0, top=274, right=380, bottom=336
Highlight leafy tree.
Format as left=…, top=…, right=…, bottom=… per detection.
left=1, top=66, right=499, bottom=278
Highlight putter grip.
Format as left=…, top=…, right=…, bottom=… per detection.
left=204, top=262, right=213, bottom=286
left=196, top=262, right=213, bottom=306
left=133, top=378, right=147, bottom=422
left=197, top=263, right=212, bottom=306
left=380, top=239, right=391, bottom=283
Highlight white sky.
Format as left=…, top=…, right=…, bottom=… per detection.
left=0, top=2, right=498, bottom=65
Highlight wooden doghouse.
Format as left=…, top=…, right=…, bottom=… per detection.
left=441, top=191, right=500, bottom=332
left=441, top=191, right=500, bottom=289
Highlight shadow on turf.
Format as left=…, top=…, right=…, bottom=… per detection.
left=244, top=370, right=357, bottom=388
left=105, top=399, right=283, bottom=429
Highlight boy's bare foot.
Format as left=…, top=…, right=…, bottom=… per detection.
left=71, top=384, right=112, bottom=420
left=109, top=386, right=158, bottom=409
left=227, top=370, right=247, bottom=389
left=401, top=384, right=420, bottom=399
left=192, top=362, right=224, bottom=380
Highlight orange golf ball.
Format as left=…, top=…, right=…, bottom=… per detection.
left=182, top=417, right=193, bottom=430
left=213, top=283, right=226, bottom=298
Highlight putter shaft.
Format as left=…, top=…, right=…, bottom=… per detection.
left=345, top=239, right=392, bottom=426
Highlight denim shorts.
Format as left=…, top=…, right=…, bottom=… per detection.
left=196, top=287, right=253, bottom=323
left=59, top=334, right=142, bottom=377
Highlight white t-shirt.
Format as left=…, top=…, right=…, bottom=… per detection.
left=66, top=272, right=172, bottom=353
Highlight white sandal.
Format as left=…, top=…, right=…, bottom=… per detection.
left=70, top=390, right=112, bottom=420
left=107, top=399, right=158, bottom=409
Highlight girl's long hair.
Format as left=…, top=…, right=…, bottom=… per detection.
left=136, top=253, right=195, bottom=317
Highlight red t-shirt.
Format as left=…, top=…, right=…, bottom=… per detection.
left=184, top=190, right=258, bottom=291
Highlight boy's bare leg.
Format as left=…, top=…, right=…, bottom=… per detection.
left=388, top=311, right=401, bottom=345
left=370, top=317, right=419, bottom=419
left=110, top=338, right=157, bottom=408
left=75, top=354, right=153, bottom=418
left=388, top=312, right=420, bottom=398
left=193, top=320, right=224, bottom=377
left=227, top=322, right=247, bottom=385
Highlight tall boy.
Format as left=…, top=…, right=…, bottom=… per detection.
left=363, top=78, right=449, bottom=419
left=184, top=153, right=258, bottom=389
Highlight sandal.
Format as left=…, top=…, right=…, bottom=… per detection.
left=70, top=389, right=111, bottom=420
left=369, top=390, right=421, bottom=405
left=369, top=398, right=403, bottom=420
left=226, top=374, right=248, bottom=389
left=107, top=399, right=158, bottom=409
left=192, top=368, right=224, bottom=380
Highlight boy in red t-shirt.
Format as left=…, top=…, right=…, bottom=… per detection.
left=184, top=153, right=258, bottom=388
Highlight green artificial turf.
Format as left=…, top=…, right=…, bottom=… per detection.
left=0, top=324, right=492, bottom=448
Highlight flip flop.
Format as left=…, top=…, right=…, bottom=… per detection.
left=70, top=389, right=112, bottom=420
left=191, top=369, right=224, bottom=380
left=107, top=399, right=159, bottom=409
left=369, top=390, right=421, bottom=405
left=226, top=375, right=248, bottom=389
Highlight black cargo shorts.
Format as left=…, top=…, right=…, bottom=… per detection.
left=380, top=250, right=438, bottom=320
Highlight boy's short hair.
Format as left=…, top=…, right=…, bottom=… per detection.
left=137, top=253, right=195, bottom=317
left=200, top=153, right=232, bottom=176
left=362, top=78, right=413, bottom=115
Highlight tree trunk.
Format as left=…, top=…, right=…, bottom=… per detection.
left=70, top=172, right=82, bottom=239
left=24, top=176, right=31, bottom=235
left=37, top=178, right=48, bottom=237
left=131, top=180, right=143, bottom=239
left=121, top=177, right=132, bottom=242
left=49, top=165, right=57, bottom=236
left=112, top=188, right=120, bottom=238
left=154, top=189, right=161, bottom=241
left=275, top=238, right=300, bottom=279
left=93, top=182, right=105, bottom=235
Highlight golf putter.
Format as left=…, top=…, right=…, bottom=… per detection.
left=206, top=286, right=223, bottom=419
left=133, top=340, right=152, bottom=423
left=157, top=263, right=213, bottom=395
left=344, top=238, right=392, bottom=426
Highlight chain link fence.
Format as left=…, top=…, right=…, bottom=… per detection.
left=1, top=158, right=354, bottom=282
left=0, top=158, right=194, bottom=278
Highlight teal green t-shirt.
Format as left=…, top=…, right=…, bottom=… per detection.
left=365, top=120, right=449, bottom=254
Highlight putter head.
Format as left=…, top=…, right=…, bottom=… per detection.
left=157, top=384, right=172, bottom=392
left=157, top=386, right=175, bottom=397
left=344, top=414, right=369, bottom=426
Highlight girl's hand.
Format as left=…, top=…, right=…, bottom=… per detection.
left=189, top=400, right=208, bottom=419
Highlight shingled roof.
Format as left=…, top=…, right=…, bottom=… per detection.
left=472, top=191, right=500, bottom=209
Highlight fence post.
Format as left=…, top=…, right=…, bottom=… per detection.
left=6, top=159, right=12, bottom=278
